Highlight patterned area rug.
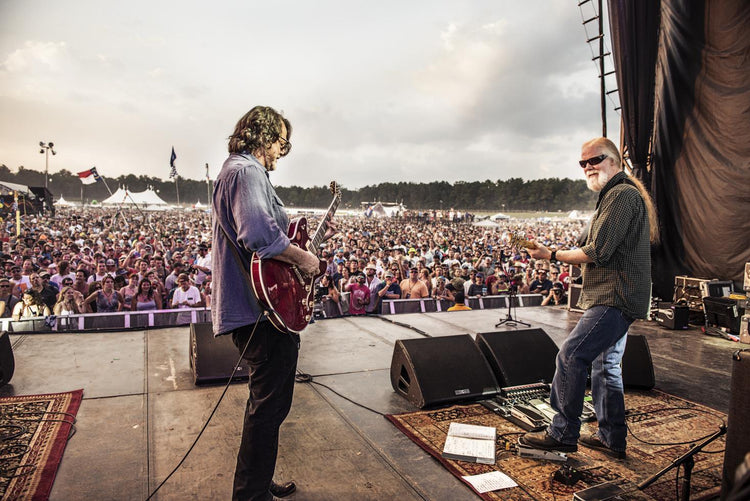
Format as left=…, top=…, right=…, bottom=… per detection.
left=386, top=390, right=726, bottom=500
left=0, top=389, right=83, bottom=501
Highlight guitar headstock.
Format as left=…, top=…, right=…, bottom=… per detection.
left=507, top=232, right=537, bottom=250
left=329, top=181, right=341, bottom=200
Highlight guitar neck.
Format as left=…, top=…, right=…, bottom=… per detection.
left=308, top=194, right=340, bottom=254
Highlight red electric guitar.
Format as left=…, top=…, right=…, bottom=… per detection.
left=250, top=181, right=341, bottom=333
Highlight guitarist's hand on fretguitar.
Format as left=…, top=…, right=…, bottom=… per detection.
left=300, top=251, right=323, bottom=276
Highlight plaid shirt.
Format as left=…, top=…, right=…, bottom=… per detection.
left=578, top=172, right=651, bottom=319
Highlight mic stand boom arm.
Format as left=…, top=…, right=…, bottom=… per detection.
left=637, top=424, right=726, bottom=501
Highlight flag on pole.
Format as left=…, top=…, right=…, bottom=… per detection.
left=169, top=147, right=177, bottom=178
left=205, top=163, right=210, bottom=183
left=78, top=167, right=101, bottom=185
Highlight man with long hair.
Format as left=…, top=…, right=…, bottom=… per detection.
left=212, top=106, right=335, bottom=501
left=519, top=137, right=658, bottom=460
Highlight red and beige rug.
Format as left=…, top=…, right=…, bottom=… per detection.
left=0, top=389, right=83, bottom=501
left=386, top=390, right=725, bottom=500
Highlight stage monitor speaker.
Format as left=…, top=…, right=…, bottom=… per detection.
left=475, top=329, right=558, bottom=388
left=0, top=331, right=14, bottom=388
left=722, top=350, right=750, bottom=498
left=621, top=334, right=655, bottom=390
left=190, top=322, right=249, bottom=385
left=390, top=335, right=499, bottom=409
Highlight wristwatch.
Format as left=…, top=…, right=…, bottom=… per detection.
left=550, top=250, right=557, bottom=262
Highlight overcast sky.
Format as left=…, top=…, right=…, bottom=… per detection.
left=0, top=0, right=620, bottom=190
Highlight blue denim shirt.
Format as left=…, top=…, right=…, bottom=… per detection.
left=211, top=153, right=290, bottom=336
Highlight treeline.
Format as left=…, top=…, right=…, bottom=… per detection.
left=0, top=164, right=596, bottom=211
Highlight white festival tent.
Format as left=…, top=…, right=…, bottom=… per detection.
left=54, top=195, right=74, bottom=206
left=489, top=212, right=510, bottom=221
left=100, top=187, right=169, bottom=207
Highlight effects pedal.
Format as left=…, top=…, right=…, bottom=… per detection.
left=516, top=441, right=569, bottom=462
left=553, top=464, right=582, bottom=486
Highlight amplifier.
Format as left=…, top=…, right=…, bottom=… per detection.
left=652, top=302, right=689, bottom=330
left=673, top=275, right=709, bottom=312
left=703, top=296, right=744, bottom=335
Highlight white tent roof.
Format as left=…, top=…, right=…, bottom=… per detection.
left=568, top=210, right=591, bottom=221
left=472, top=219, right=501, bottom=228
left=101, top=187, right=168, bottom=206
left=489, top=212, right=510, bottom=221
left=55, top=195, right=74, bottom=206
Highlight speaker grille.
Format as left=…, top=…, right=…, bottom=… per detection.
left=475, top=329, right=558, bottom=388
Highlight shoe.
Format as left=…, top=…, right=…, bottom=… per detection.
left=270, top=480, right=296, bottom=497
left=518, top=430, right=577, bottom=453
left=579, top=433, right=626, bottom=459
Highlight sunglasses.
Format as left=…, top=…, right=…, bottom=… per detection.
left=579, top=154, right=608, bottom=168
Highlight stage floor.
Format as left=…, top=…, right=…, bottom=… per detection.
left=1, top=306, right=740, bottom=501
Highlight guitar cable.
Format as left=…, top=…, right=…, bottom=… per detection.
left=294, top=371, right=385, bottom=417
left=145, top=313, right=263, bottom=501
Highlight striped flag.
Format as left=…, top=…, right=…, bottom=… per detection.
left=78, top=167, right=101, bottom=185
left=169, top=147, right=177, bottom=178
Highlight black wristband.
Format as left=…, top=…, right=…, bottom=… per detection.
left=550, top=250, right=557, bottom=262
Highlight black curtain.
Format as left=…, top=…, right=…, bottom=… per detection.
left=650, top=0, right=750, bottom=299
left=607, top=0, right=661, bottom=184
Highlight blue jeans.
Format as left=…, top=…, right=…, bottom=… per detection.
left=547, top=305, right=633, bottom=451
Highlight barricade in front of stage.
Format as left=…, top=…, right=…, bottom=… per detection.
left=2, top=307, right=211, bottom=334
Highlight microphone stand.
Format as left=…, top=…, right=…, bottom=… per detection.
left=637, top=425, right=726, bottom=501
left=496, top=283, right=530, bottom=327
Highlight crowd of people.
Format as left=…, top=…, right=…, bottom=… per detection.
left=0, top=207, right=211, bottom=321
left=0, top=206, right=584, bottom=322
left=314, top=215, right=583, bottom=315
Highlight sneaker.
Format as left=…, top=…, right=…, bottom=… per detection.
left=579, top=433, right=626, bottom=459
left=518, top=430, right=577, bottom=453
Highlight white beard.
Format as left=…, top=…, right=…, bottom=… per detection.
left=586, top=170, right=611, bottom=192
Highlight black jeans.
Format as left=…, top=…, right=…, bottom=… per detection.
left=231, top=321, right=299, bottom=501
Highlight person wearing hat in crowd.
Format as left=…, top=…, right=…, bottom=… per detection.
left=432, top=276, right=454, bottom=302
left=363, top=263, right=382, bottom=314
left=542, top=281, right=568, bottom=306
left=447, top=290, right=472, bottom=311
left=373, top=270, right=401, bottom=312
left=400, top=266, right=429, bottom=299
left=10, top=264, right=29, bottom=296
left=345, top=272, right=370, bottom=316
left=171, top=273, right=205, bottom=309
left=192, top=243, right=212, bottom=286
left=105, top=258, right=118, bottom=277
left=467, top=272, right=487, bottom=297
left=34, top=272, right=58, bottom=309
left=529, top=268, right=553, bottom=297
